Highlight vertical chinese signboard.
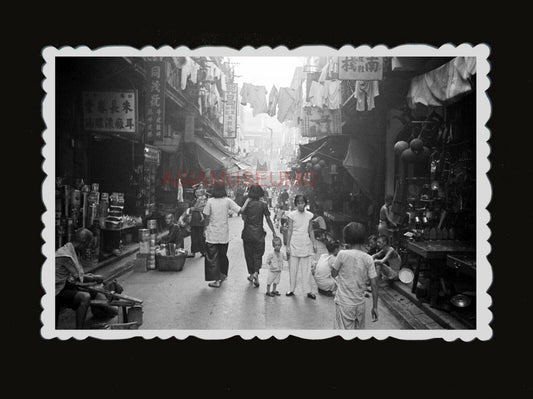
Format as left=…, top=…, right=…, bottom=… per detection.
left=82, top=91, right=137, bottom=134
left=338, top=57, right=383, bottom=80
left=146, top=58, right=166, bottom=141
left=223, top=83, right=238, bottom=138
left=302, top=107, right=342, bottom=137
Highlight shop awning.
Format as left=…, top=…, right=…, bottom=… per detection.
left=299, top=135, right=349, bottom=164
left=407, top=57, right=476, bottom=108
left=193, top=137, right=248, bottom=174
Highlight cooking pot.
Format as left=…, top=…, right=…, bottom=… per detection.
left=450, top=294, right=472, bottom=308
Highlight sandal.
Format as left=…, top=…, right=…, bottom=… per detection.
left=273, top=290, right=281, bottom=296
left=208, top=281, right=221, bottom=288
left=247, top=275, right=253, bottom=282
left=266, top=292, right=275, bottom=297
left=307, top=293, right=316, bottom=300
left=286, top=291, right=294, bottom=297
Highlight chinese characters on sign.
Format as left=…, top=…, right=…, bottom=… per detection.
left=338, top=57, right=383, bottom=80
left=223, top=83, right=238, bottom=139
left=82, top=91, right=137, bottom=133
left=302, top=107, right=342, bottom=138
left=144, top=145, right=161, bottom=165
left=146, top=59, right=166, bottom=140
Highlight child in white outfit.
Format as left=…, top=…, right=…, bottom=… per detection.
left=265, top=236, right=286, bottom=297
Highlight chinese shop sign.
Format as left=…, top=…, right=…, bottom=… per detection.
left=82, top=91, right=137, bottom=133
left=144, top=145, right=161, bottom=164
left=338, top=57, right=383, bottom=80
left=146, top=59, right=166, bottom=140
left=302, top=107, right=342, bottom=137
left=223, top=83, right=238, bottom=138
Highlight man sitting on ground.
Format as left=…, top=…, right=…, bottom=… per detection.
left=372, top=235, right=401, bottom=285
left=56, top=228, right=117, bottom=329
left=313, top=240, right=340, bottom=297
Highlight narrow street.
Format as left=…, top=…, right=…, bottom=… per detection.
left=120, top=214, right=407, bottom=330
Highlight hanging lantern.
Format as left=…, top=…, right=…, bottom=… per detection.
left=306, top=162, right=313, bottom=170
left=319, top=159, right=326, bottom=167
left=311, top=156, right=319, bottom=165
left=312, top=163, right=321, bottom=172
left=410, top=138, right=424, bottom=154
left=401, top=148, right=416, bottom=163
left=394, top=141, right=409, bottom=157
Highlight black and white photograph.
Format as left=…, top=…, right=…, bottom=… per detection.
left=41, top=45, right=491, bottom=339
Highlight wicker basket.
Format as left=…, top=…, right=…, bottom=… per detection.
left=156, top=253, right=186, bottom=271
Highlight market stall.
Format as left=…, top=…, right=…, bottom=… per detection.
left=388, top=58, right=477, bottom=323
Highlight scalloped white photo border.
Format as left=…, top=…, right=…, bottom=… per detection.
left=41, top=44, right=491, bottom=341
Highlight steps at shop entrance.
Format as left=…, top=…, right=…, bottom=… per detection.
left=91, top=246, right=139, bottom=282
left=390, top=281, right=469, bottom=330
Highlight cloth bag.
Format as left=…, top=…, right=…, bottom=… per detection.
left=204, top=242, right=222, bottom=281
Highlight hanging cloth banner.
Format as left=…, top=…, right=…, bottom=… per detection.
left=407, top=57, right=476, bottom=108
left=342, top=137, right=377, bottom=200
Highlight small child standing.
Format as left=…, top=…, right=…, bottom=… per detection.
left=265, top=236, right=287, bottom=297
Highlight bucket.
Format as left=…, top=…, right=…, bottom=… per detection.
left=147, top=219, right=157, bottom=230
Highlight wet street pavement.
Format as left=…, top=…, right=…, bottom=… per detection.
left=120, top=214, right=407, bottom=330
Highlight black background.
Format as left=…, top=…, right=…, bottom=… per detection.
left=14, top=7, right=529, bottom=396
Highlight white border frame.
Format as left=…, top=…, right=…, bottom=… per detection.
left=41, top=44, right=492, bottom=340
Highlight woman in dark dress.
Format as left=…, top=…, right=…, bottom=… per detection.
left=240, top=185, right=278, bottom=287
left=189, top=185, right=207, bottom=257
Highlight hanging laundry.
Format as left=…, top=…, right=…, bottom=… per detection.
left=318, top=60, right=329, bottom=83
left=355, top=80, right=380, bottom=111
left=290, top=66, right=305, bottom=90
left=190, top=61, right=200, bottom=84
left=308, top=81, right=324, bottom=108
left=267, top=85, right=279, bottom=117
left=240, top=83, right=268, bottom=116
left=277, top=87, right=298, bottom=123
left=322, top=80, right=341, bottom=109
left=181, top=57, right=194, bottom=90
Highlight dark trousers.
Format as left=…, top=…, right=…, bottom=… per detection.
left=205, top=242, right=229, bottom=277
left=243, top=239, right=265, bottom=275
left=190, top=226, right=205, bottom=254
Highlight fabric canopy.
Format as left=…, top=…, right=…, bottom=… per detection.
left=407, top=57, right=476, bottom=108
left=299, top=135, right=348, bottom=163
left=342, top=137, right=378, bottom=200
left=194, top=137, right=244, bottom=174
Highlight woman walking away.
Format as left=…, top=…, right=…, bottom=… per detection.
left=240, top=185, right=278, bottom=287
left=286, top=195, right=318, bottom=299
left=331, top=222, right=379, bottom=329
left=203, top=184, right=242, bottom=288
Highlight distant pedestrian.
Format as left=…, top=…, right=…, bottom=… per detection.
left=286, top=195, right=318, bottom=299
left=240, top=184, right=278, bottom=287
left=203, top=184, right=242, bottom=288
left=265, top=236, right=286, bottom=297
left=331, top=222, right=379, bottom=329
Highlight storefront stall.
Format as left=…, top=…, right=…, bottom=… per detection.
left=389, top=57, right=477, bottom=325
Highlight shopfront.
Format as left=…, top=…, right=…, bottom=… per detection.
left=388, top=57, right=477, bottom=326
